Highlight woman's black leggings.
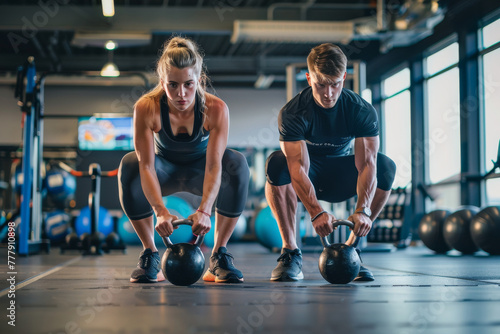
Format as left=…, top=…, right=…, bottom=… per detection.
left=118, top=149, right=250, bottom=220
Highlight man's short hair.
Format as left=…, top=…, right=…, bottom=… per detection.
left=307, top=43, right=347, bottom=81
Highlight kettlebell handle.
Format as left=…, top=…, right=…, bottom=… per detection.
left=320, top=219, right=359, bottom=248
left=162, top=219, right=205, bottom=248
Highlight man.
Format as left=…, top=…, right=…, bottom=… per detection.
left=265, top=43, right=396, bottom=282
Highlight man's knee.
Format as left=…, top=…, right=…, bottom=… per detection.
left=377, top=154, right=397, bottom=191
left=265, top=150, right=290, bottom=185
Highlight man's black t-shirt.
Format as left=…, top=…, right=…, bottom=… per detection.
left=279, top=86, right=379, bottom=156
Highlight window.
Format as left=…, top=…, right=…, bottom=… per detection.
left=424, top=42, right=461, bottom=184
left=425, top=43, right=459, bottom=76
left=382, top=68, right=411, bottom=188
left=383, top=68, right=410, bottom=97
left=481, top=18, right=500, bottom=204
left=482, top=17, right=500, bottom=49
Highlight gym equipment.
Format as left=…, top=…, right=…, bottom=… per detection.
left=254, top=205, right=306, bottom=251
left=0, top=211, right=20, bottom=243
left=117, top=195, right=194, bottom=246
left=230, top=215, right=247, bottom=242
left=470, top=206, right=500, bottom=255
left=366, top=187, right=412, bottom=249
left=418, top=210, right=452, bottom=253
left=14, top=57, right=50, bottom=255
left=65, top=232, right=79, bottom=248
left=443, top=206, right=480, bottom=254
left=44, top=210, right=72, bottom=243
left=45, top=168, right=77, bottom=209
left=12, top=59, right=150, bottom=255
left=319, top=220, right=361, bottom=284
left=161, top=219, right=205, bottom=286
left=80, top=232, right=91, bottom=250
left=155, top=196, right=194, bottom=245
left=464, top=139, right=500, bottom=182
left=103, top=232, right=122, bottom=250
left=0, top=212, right=7, bottom=242
left=204, top=215, right=216, bottom=248
left=117, top=214, right=141, bottom=245
left=74, top=206, right=114, bottom=237
left=11, top=162, right=24, bottom=195
left=58, top=161, right=121, bottom=255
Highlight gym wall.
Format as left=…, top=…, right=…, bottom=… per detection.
left=0, top=85, right=286, bottom=148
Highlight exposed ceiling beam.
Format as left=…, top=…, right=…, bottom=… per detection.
left=0, top=5, right=268, bottom=33
left=0, top=54, right=306, bottom=74
left=0, top=73, right=287, bottom=87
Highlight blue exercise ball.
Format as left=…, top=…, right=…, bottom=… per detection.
left=118, top=196, right=195, bottom=246
left=12, top=163, right=48, bottom=200
left=254, top=205, right=306, bottom=250
left=45, top=169, right=76, bottom=208
left=204, top=215, right=247, bottom=248
left=44, top=210, right=72, bottom=243
left=230, top=215, right=247, bottom=242
left=155, top=196, right=194, bottom=245
left=204, top=215, right=216, bottom=248
left=75, top=206, right=114, bottom=237
left=117, top=214, right=141, bottom=245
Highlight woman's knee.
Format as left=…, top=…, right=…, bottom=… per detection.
left=118, top=151, right=140, bottom=187
left=222, top=149, right=250, bottom=186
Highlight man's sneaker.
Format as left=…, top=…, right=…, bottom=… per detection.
left=130, top=248, right=162, bottom=283
left=271, top=248, right=304, bottom=281
left=353, top=248, right=374, bottom=282
left=203, top=247, right=244, bottom=283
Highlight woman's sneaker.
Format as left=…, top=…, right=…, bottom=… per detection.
left=203, top=247, right=244, bottom=283
left=130, top=248, right=162, bottom=283
left=271, top=248, right=304, bottom=281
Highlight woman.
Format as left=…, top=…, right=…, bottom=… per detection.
left=119, top=37, right=249, bottom=284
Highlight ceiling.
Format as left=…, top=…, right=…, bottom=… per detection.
left=0, top=0, right=452, bottom=88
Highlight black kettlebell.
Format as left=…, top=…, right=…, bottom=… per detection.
left=161, top=219, right=205, bottom=286
left=318, top=220, right=361, bottom=284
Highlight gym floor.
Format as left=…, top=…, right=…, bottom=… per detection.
left=1, top=243, right=500, bottom=334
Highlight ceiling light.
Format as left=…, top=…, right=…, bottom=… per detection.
left=102, top=0, right=115, bottom=17
left=105, top=40, right=117, bottom=50
left=254, top=74, right=275, bottom=89
left=71, top=33, right=151, bottom=48
left=100, top=62, right=120, bottom=77
left=231, top=20, right=354, bottom=44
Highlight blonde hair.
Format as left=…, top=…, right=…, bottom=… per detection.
left=136, top=36, right=208, bottom=110
left=307, top=43, right=347, bottom=84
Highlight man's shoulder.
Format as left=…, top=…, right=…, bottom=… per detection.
left=282, top=87, right=313, bottom=115
left=341, top=89, right=374, bottom=111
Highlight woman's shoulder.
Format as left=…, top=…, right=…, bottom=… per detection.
left=205, top=93, right=229, bottom=115
left=134, top=95, right=161, bottom=131
left=135, top=96, right=158, bottom=114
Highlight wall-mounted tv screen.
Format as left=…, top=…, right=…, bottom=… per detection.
left=78, top=117, right=133, bottom=151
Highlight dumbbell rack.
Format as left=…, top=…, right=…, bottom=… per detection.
left=366, top=187, right=413, bottom=249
